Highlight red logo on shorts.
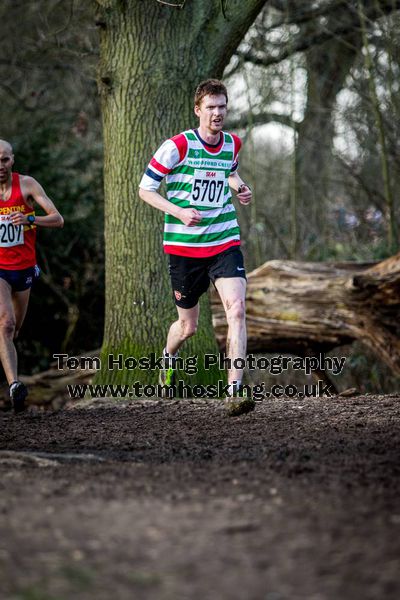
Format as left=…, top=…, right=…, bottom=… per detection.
left=174, top=290, right=182, bottom=301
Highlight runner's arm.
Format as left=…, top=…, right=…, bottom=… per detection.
left=12, top=176, right=64, bottom=228
left=139, top=189, right=201, bottom=226
left=139, top=137, right=201, bottom=226
left=228, top=171, right=252, bottom=206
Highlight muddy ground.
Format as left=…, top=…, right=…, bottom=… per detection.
left=0, top=395, right=399, bottom=600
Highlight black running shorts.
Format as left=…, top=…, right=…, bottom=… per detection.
left=168, top=246, right=246, bottom=309
left=0, top=265, right=40, bottom=292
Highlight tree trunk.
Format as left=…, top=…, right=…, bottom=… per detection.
left=211, top=253, right=400, bottom=376
left=94, top=0, right=267, bottom=385
left=358, top=0, right=396, bottom=253
left=295, top=31, right=361, bottom=256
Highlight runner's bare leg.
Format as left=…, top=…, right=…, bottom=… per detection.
left=0, top=279, right=18, bottom=384
left=214, top=277, right=246, bottom=384
left=12, top=288, right=31, bottom=340
left=165, top=303, right=200, bottom=355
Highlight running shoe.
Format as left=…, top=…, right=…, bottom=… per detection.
left=159, top=352, right=177, bottom=398
left=9, top=381, right=28, bottom=414
left=226, top=384, right=256, bottom=417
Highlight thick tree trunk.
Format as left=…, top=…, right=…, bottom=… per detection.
left=211, top=253, right=400, bottom=376
left=295, top=31, right=361, bottom=256
left=94, top=0, right=267, bottom=385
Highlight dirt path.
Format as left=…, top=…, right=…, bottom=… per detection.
left=1, top=395, right=399, bottom=600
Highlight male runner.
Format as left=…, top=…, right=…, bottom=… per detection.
left=139, top=79, right=254, bottom=415
left=0, top=140, right=63, bottom=413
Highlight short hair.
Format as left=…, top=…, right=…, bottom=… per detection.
left=194, top=79, right=228, bottom=107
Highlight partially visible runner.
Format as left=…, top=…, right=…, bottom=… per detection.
left=139, top=79, right=255, bottom=416
left=0, top=140, right=64, bottom=413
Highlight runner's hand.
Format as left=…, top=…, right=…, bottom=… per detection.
left=178, top=208, right=202, bottom=226
left=10, top=212, right=26, bottom=226
left=237, top=185, right=252, bottom=205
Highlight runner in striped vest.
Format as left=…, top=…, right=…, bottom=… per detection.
left=139, top=79, right=255, bottom=415
left=141, top=128, right=241, bottom=257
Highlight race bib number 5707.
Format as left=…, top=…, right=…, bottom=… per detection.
left=190, top=170, right=225, bottom=208
left=0, top=215, right=24, bottom=247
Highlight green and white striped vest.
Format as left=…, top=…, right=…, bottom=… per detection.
left=164, top=130, right=240, bottom=256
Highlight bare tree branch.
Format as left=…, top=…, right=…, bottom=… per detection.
left=334, top=151, right=387, bottom=212
left=238, top=0, right=400, bottom=67
left=227, top=111, right=299, bottom=130
left=266, top=0, right=350, bottom=31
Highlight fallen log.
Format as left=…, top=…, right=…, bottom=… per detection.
left=211, top=253, right=400, bottom=377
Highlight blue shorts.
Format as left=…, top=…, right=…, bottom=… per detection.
left=0, top=265, right=40, bottom=292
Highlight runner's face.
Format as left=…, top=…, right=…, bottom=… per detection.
left=195, top=94, right=227, bottom=135
left=0, top=148, right=13, bottom=184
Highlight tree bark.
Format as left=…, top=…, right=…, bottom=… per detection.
left=211, top=253, right=400, bottom=376
left=295, top=30, right=361, bottom=255
left=94, top=0, right=267, bottom=385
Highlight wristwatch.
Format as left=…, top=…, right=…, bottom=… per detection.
left=238, top=184, right=251, bottom=193
left=27, top=215, right=36, bottom=225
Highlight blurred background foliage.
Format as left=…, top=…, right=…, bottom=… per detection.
left=0, top=0, right=103, bottom=372
left=0, top=0, right=399, bottom=391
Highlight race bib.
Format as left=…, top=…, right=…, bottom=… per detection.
left=0, top=215, right=24, bottom=248
left=190, top=170, right=225, bottom=208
